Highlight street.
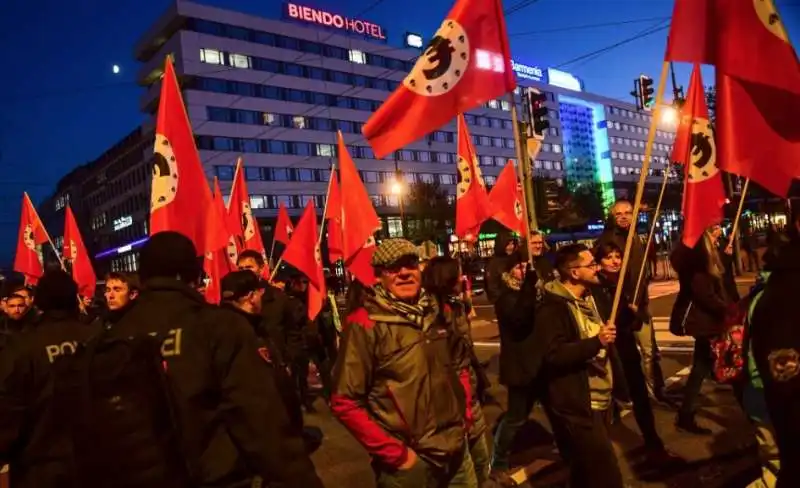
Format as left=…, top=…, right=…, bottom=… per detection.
left=307, top=278, right=764, bottom=487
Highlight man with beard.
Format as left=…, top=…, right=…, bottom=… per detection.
left=597, top=199, right=668, bottom=403
left=331, top=238, right=477, bottom=488
left=535, top=244, right=624, bottom=488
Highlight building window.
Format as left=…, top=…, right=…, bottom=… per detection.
left=250, top=196, right=266, bottom=209
left=200, top=48, right=223, bottom=65
left=215, top=166, right=234, bottom=180
left=348, top=49, right=367, bottom=64
left=263, top=112, right=276, bottom=125
left=387, top=217, right=403, bottom=238
left=229, top=53, right=251, bottom=69
left=317, top=144, right=335, bottom=157
left=292, top=116, right=306, bottom=129
left=440, top=174, right=456, bottom=185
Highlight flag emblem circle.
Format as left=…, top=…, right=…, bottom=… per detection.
left=753, top=0, right=790, bottom=43
left=151, top=134, right=179, bottom=211
left=403, top=19, right=469, bottom=97
left=687, top=118, right=718, bottom=183
left=69, top=240, right=78, bottom=261
left=226, top=236, right=239, bottom=266
left=456, top=155, right=485, bottom=197
left=514, top=199, right=523, bottom=220
left=23, top=224, right=35, bottom=251
left=241, top=202, right=256, bottom=241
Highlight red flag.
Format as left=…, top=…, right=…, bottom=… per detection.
left=671, top=66, right=726, bottom=248
left=489, top=161, right=526, bottom=235
left=203, top=178, right=236, bottom=304
left=455, top=114, right=493, bottom=240
left=324, top=169, right=344, bottom=263
left=338, top=131, right=380, bottom=285
left=274, top=202, right=294, bottom=246
left=362, top=0, right=516, bottom=158
left=13, top=193, right=48, bottom=284
left=227, top=158, right=269, bottom=274
left=63, top=205, right=96, bottom=298
left=280, top=201, right=325, bottom=320
left=665, top=0, right=799, bottom=93
left=716, top=73, right=800, bottom=197
left=149, top=57, right=221, bottom=254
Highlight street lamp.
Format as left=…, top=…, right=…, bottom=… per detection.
left=388, top=177, right=406, bottom=237
left=660, top=105, right=678, bottom=126
left=390, top=180, right=404, bottom=196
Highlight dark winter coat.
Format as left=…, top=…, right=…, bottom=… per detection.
left=486, top=232, right=517, bottom=304
left=111, top=278, right=323, bottom=488
left=669, top=243, right=730, bottom=338
left=260, top=285, right=307, bottom=364
left=750, top=238, right=800, bottom=486
left=0, top=310, right=101, bottom=488
left=495, top=270, right=541, bottom=387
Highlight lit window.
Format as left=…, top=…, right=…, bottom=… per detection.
left=293, top=116, right=306, bottom=129
left=263, top=113, right=276, bottom=125
left=552, top=144, right=562, bottom=154
left=475, top=50, right=505, bottom=73
left=348, top=49, right=367, bottom=64
left=229, top=53, right=251, bottom=69
left=316, top=144, right=335, bottom=157
left=200, top=48, right=223, bottom=65
left=488, top=100, right=499, bottom=109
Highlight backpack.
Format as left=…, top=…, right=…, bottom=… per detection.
left=52, top=332, right=193, bottom=488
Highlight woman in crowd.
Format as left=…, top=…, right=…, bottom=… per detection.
left=423, top=256, right=491, bottom=486
left=669, top=227, right=732, bottom=434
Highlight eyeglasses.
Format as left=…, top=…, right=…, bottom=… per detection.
left=570, top=261, right=600, bottom=270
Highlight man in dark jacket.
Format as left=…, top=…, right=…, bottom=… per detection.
left=490, top=249, right=544, bottom=475
left=331, top=238, right=477, bottom=488
left=0, top=269, right=100, bottom=487
left=750, top=216, right=800, bottom=487
left=112, top=232, right=323, bottom=488
left=534, top=244, right=624, bottom=488
left=597, top=199, right=668, bottom=403
left=486, top=231, right=518, bottom=304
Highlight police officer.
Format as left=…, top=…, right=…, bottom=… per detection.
left=112, top=232, right=323, bottom=488
left=0, top=269, right=100, bottom=487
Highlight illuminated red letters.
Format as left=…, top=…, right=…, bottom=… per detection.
left=286, top=2, right=387, bottom=40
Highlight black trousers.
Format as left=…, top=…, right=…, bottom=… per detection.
left=491, top=385, right=538, bottom=471
left=679, top=338, right=714, bottom=417
left=546, top=408, right=624, bottom=488
left=616, top=329, right=663, bottom=448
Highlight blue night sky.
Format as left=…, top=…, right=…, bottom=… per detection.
left=0, top=0, right=798, bottom=264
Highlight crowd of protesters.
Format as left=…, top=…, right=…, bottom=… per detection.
left=0, top=199, right=798, bottom=487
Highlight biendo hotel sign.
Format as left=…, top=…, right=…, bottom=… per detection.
left=285, top=3, right=388, bottom=41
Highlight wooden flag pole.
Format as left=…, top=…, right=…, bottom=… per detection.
left=226, top=158, right=243, bottom=213
left=726, top=177, right=751, bottom=250
left=509, top=94, right=536, bottom=267
left=610, top=61, right=671, bottom=325
left=632, top=163, right=672, bottom=304
left=319, top=163, right=336, bottom=248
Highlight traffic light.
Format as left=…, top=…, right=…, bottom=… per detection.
left=524, top=87, right=549, bottom=140
left=639, top=75, right=655, bottom=110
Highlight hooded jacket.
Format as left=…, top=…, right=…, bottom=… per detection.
left=0, top=310, right=100, bottom=488
left=330, top=291, right=468, bottom=469
left=533, top=281, right=627, bottom=425
left=111, top=278, right=322, bottom=488
left=486, top=232, right=517, bottom=304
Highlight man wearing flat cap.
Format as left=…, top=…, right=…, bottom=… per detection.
left=330, top=238, right=478, bottom=488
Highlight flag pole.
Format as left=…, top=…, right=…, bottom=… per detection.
left=632, top=163, right=672, bottom=304
left=508, top=94, right=536, bottom=267
left=318, top=162, right=336, bottom=248
left=610, top=61, right=671, bottom=325
left=226, top=157, right=243, bottom=213
left=726, top=177, right=751, bottom=250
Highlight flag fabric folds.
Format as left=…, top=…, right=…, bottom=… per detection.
left=362, top=0, right=516, bottom=158
left=324, top=169, right=344, bottom=263
left=665, top=0, right=800, bottom=196
left=203, top=178, right=236, bottom=304
left=337, top=131, right=380, bottom=285
left=149, top=57, right=221, bottom=254
left=63, top=205, right=97, bottom=298
left=275, top=202, right=294, bottom=246
left=455, top=114, right=493, bottom=240
left=670, top=66, right=726, bottom=248
left=14, top=193, right=48, bottom=285
left=280, top=201, right=325, bottom=320
left=488, top=161, right=527, bottom=236
left=227, top=158, right=269, bottom=275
